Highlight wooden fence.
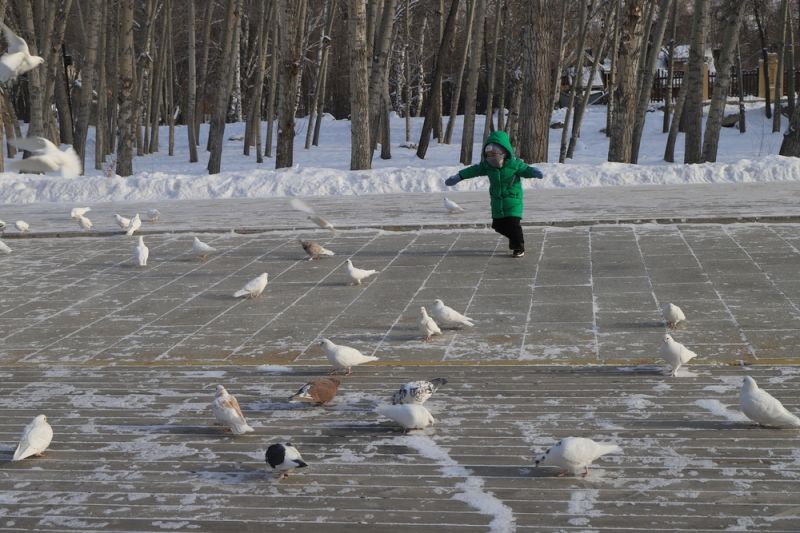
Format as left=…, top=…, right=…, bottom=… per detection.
left=646, top=68, right=795, bottom=102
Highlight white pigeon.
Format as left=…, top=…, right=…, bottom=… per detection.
left=290, top=197, right=335, bottom=232
left=8, top=137, right=80, bottom=178
left=14, top=220, right=29, bottom=232
left=125, top=213, right=142, bottom=236
left=443, top=196, right=465, bottom=214
left=740, top=376, right=800, bottom=428
left=212, top=385, right=254, bottom=435
left=431, top=299, right=475, bottom=328
left=419, top=306, right=442, bottom=342
left=114, top=214, right=131, bottom=229
left=70, top=207, right=90, bottom=219
left=0, top=219, right=5, bottom=231
left=391, top=378, right=448, bottom=405
left=76, top=214, right=92, bottom=231
left=659, top=334, right=698, bottom=376
left=376, top=404, right=435, bottom=430
left=320, top=338, right=378, bottom=376
left=146, top=208, right=161, bottom=222
left=661, top=302, right=686, bottom=329
left=0, top=239, right=11, bottom=253
left=233, top=273, right=268, bottom=298
left=266, top=442, right=307, bottom=479
left=534, top=437, right=623, bottom=477
left=345, top=258, right=379, bottom=285
left=133, top=236, right=149, bottom=267
left=192, top=236, right=217, bottom=261
left=13, top=414, right=53, bottom=461
left=0, top=22, right=44, bottom=82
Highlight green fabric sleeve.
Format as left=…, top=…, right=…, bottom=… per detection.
left=457, top=163, right=487, bottom=180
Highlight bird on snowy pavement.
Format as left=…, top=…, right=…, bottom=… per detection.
left=133, top=236, right=148, bottom=267
left=70, top=207, right=90, bottom=219
left=125, top=213, right=142, bottom=236
left=192, top=236, right=217, bottom=261
left=443, top=197, right=465, bottom=214
left=13, top=414, right=53, bottom=461
left=659, top=334, right=698, bottom=376
left=289, top=378, right=341, bottom=406
left=114, top=214, right=131, bottom=230
left=534, top=437, right=622, bottom=477
left=0, top=22, right=44, bottom=82
left=14, top=220, right=29, bottom=233
left=0, top=219, right=5, bottom=232
left=8, top=137, right=80, bottom=178
left=345, top=258, right=378, bottom=285
left=391, top=378, right=448, bottom=405
left=233, top=273, right=268, bottom=299
left=266, top=442, right=307, bottom=479
left=376, top=404, right=435, bottom=431
left=212, top=385, right=254, bottom=435
left=146, top=209, right=160, bottom=222
left=431, top=299, right=475, bottom=328
left=418, top=306, right=442, bottom=342
left=661, top=303, right=686, bottom=329
left=300, top=239, right=334, bottom=260
left=740, top=376, right=800, bottom=428
left=75, top=214, right=92, bottom=231
left=319, top=338, right=378, bottom=376
left=0, top=239, right=11, bottom=254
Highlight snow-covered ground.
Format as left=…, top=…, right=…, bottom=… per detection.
left=1, top=101, right=798, bottom=205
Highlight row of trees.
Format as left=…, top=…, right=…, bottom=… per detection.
left=1, top=0, right=799, bottom=177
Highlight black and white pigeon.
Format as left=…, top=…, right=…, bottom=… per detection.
left=391, top=378, right=448, bottom=405
left=265, top=442, right=308, bottom=479
left=534, top=437, right=622, bottom=477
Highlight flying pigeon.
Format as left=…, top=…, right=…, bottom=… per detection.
left=443, top=197, right=465, bottom=214
left=419, top=306, right=442, bottom=342
left=146, top=209, right=161, bottom=222
left=13, top=414, right=53, bottom=461
left=659, top=334, right=698, bottom=376
left=320, top=338, right=378, bottom=376
left=114, top=214, right=131, bottom=229
left=266, top=442, right=308, bottom=479
left=212, top=385, right=254, bottom=435
left=70, top=207, right=90, bottom=219
left=133, top=236, right=149, bottom=267
left=345, top=258, right=378, bottom=285
left=192, top=236, right=217, bottom=261
left=75, top=214, right=92, bottom=231
left=0, top=22, right=44, bottom=82
left=391, top=378, right=448, bottom=405
left=0, top=219, right=5, bottom=231
left=376, top=404, right=435, bottom=430
left=126, top=213, right=142, bottom=236
left=8, top=137, right=80, bottom=178
left=0, top=239, right=11, bottom=254
left=14, top=220, right=29, bottom=232
left=233, top=273, right=268, bottom=299
left=290, top=198, right=335, bottom=232
left=661, top=303, right=686, bottom=329
left=299, top=239, right=334, bottom=260
left=534, top=437, right=622, bottom=477
left=289, top=377, right=341, bottom=406
left=432, top=299, right=475, bottom=328
left=740, top=376, right=800, bottom=428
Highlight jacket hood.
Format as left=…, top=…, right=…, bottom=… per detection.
left=484, top=130, right=515, bottom=159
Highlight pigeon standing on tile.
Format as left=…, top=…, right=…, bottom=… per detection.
left=14, top=220, right=29, bottom=233
left=146, top=209, right=161, bottom=222
left=661, top=303, right=686, bottom=329
left=320, top=338, right=378, bottom=376
left=376, top=404, right=435, bottom=430
left=391, top=378, right=448, bottom=405
left=534, top=437, right=622, bottom=477
left=76, top=214, right=93, bottom=231
left=192, top=236, right=217, bottom=261
left=0, top=239, right=11, bottom=254
left=126, top=213, right=142, bottom=236
left=133, top=236, right=149, bottom=267
left=13, top=414, right=53, bottom=461
left=299, top=239, right=334, bottom=260
left=345, top=259, right=379, bottom=285
left=289, top=378, right=341, bottom=406
left=443, top=197, right=465, bottom=214
left=212, top=385, right=254, bottom=435
left=432, top=299, right=475, bottom=328
left=70, top=207, right=91, bottom=219
left=659, top=334, right=697, bottom=376
left=418, top=306, right=442, bottom=342
left=266, top=442, right=308, bottom=479
left=114, top=214, right=131, bottom=230
left=233, top=273, right=268, bottom=298
left=0, top=22, right=44, bottom=82
left=740, top=376, right=800, bottom=428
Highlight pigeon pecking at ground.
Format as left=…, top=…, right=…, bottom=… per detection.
left=534, top=437, right=622, bottom=477
left=133, top=236, right=149, bottom=267
left=418, top=306, right=442, bottom=342
left=289, top=378, right=341, bottom=406
left=233, top=273, right=268, bottom=298
left=266, top=442, right=308, bottom=479
left=299, top=239, right=335, bottom=260
left=70, top=207, right=91, bottom=219
left=391, top=378, right=448, bottom=405
left=431, top=299, right=475, bottom=328
left=661, top=302, right=686, bottom=329
left=212, top=385, right=254, bottom=435
left=0, top=22, right=44, bottom=82
left=126, top=213, right=142, bottom=236
left=8, top=137, right=81, bottom=178
left=114, top=214, right=131, bottom=229
left=659, top=334, right=698, bottom=376
left=740, top=376, right=800, bottom=428
left=319, top=338, right=378, bottom=376
left=443, top=196, right=465, bottom=214
left=345, top=258, right=379, bottom=285
left=13, top=414, right=53, bottom=461
left=376, top=404, right=435, bottom=430
left=192, top=236, right=217, bottom=261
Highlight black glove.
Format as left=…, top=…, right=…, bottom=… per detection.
left=444, top=174, right=462, bottom=186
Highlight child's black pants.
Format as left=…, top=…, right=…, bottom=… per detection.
left=491, top=217, right=524, bottom=251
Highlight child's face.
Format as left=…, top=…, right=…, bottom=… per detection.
left=485, top=147, right=506, bottom=169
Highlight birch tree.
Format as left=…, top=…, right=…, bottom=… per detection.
left=460, top=0, right=487, bottom=165
left=348, top=0, right=371, bottom=170
left=73, top=0, right=102, bottom=173
left=275, top=0, right=308, bottom=168
left=116, top=0, right=135, bottom=176
left=682, top=0, right=709, bottom=164
left=186, top=0, right=198, bottom=163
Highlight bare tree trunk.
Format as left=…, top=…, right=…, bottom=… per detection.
left=195, top=0, right=216, bottom=142
left=701, top=0, right=747, bottom=162
left=245, top=0, right=269, bottom=155
left=662, top=0, right=677, bottom=133
left=496, top=0, right=509, bottom=132
left=459, top=0, right=487, bottom=165
left=166, top=1, right=175, bottom=157
left=444, top=0, right=476, bottom=145
left=348, top=0, right=371, bottom=170
left=275, top=0, right=308, bottom=168
left=305, top=0, right=335, bottom=149
left=682, top=0, right=709, bottom=164
left=551, top=0, right=567, bottom=111
left=368, top=0, right=398, bottom=155
left=149, top=10, right=168, bottom=154
left=115, top=0, right=135, bottom=176
left=434, top=0, right=445, bottom=139
left=14, top=0, right=44, bottom=138
left=787, top=7, right=796, bottom=118
left=754, top=3, right=772, bottom=119
left=94, top=0, right=108, bottom=170
left=312, top=5, right=334, bottom=147
left=774, top=0, right=790, bottom=132
left=253, top=2, right=274, bottom=163
left=135, top=0, right=157, bottom=156
left=736, top=42, right=746, bottom=133
left=606, top=0, right=622, bottom=136
left=482, top=0, right=503, bottom=141
left=186, top=0, right=199, bottom=162
left=507, top=76, right=523, bottom=144
left=265, top=19, right=279, bottom=157
left=664, top=76, right=688, bottom=162
left=55, top=51, right=74, bottom=145
left=380, top=80, right=392, bottom=159
left=74, top=0, right=102, bottom=173
left=403, top=0, right=411, bottom=143
left=559, top=0, right=589, bottom=163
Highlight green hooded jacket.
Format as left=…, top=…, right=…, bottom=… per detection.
left=456, top=130, right=543, bottom=219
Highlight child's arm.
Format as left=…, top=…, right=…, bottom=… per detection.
left=445, top=163, right=486, bottom=186
left=516, top=163, right=544, bottom=179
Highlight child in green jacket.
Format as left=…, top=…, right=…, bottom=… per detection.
left=444, top=130, right=543, bottom=257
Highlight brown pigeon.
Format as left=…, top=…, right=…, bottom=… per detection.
left=288, top=378, right=341, bottom=405
left=299, top=239, right=335, bottom=260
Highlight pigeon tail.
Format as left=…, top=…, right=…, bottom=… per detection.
left=233, top=289, right=250, bottom=298
left=595, top=444, right=623, bottom=458
left=294, top=460, right=308, bottom=468
left=231, top=423, right=254, bottom=435
left=12, top=444, right=32, bottom=461
left=429, top=377, right=448, bottom=388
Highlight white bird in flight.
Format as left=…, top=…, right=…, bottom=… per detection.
left=8, top=137, right=80, bottom=178
left=0, top=22, right=44, bottom=82
left=126, top=213, right=142, bottom=236
left=70, top=207, right=90, bottom=219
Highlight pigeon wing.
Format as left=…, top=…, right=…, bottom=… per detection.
left=8, top=136, right=54, bottom=154
left=0, top=51, right=25, bottom=81
left=0, top=23, right=29, bottom=54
